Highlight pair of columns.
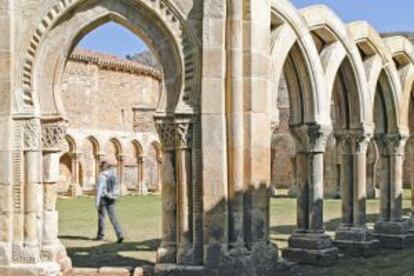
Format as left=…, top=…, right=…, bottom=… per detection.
left=155, top=117, right=202, bottom=266
left=68, top=151, right=127, bottom=196
left=283, top=126, right=413, bottom=265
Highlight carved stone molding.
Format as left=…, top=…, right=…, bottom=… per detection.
left=24, top=119, right=41, bottom=151
left=290, top=124, right=331, bottom=153
left=41, top=121, right=67, bottom=151
left=335, top=132, right=371, bottom=155
left=155, top=118, right=176, bottom=152
left=175, top=119, right=193, bottom=150
left=376, top=133, right=408, bottom=157
left=21, top=0, right=200, bottom=112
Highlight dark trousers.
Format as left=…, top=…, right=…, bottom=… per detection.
left=97, top=197, right=124, bottom=239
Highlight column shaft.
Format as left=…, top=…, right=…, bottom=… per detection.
left=24, top=151, right=41, bottom=247
left=308, top=152, right=324, bottom=231
left=226, top=0, right=244, bottom=249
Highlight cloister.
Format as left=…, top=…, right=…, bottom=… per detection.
left=2, top=0, right=414, bottom=275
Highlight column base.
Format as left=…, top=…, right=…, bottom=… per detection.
left=41, top=242, right=72, bottom=273
left=374, top=220, right=414, bottom=249
left=156, top=245, right=176, bottom=264
left=334, top=227, right=380, bottom=257
left=407, top=216, right=414, bottom=234
left=281, top=232, right=338, bottom=266
left=155, top=264, right=206, bottom=276
left=0, top=242, right=11, bottom=265
left=0, top=262, right=61, bottom=276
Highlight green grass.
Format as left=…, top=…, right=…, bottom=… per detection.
left=58, top=192, right=414, bottom=274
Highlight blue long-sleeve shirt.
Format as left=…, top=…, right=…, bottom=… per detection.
left=96, top=169, right=119, bottom=207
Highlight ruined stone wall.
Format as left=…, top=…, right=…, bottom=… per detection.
left=58, top=49, right=162, bottom=195
left=61, top=49, right=161, bottom=132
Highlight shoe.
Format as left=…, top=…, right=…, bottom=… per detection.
left=117, top=237, right=124, bottom=243
left=95, top=237, right=104, bottom=241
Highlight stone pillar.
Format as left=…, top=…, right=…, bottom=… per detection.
left=282, top=124, right=338, bottom=265
left=175, top=118, right=194, bottom=264
left=116, top=155, right=127, bottom=195
left=69, top=152, right=82, bottom=197
left=409, top=143, right=414, bottom=232
left=94, top=152, right=105, bottom=191
left=42, top=152, right=71, bottom=270
left=10, top=119, right=43, bottom=265
left=374, top=133, right=414, bottom=248
left=24, top=150, right=41, bottom=253
left=155, top=118, right=177, bottom=263
left=40, top=120, right=71, bottom=271
left=137, top=156, right=145, bottom=194
left=334, top=133, right=380, bottom=256
left=226, top=0, right=244, bottom=251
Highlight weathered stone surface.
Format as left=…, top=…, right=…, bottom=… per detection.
left=3, top=0, right=414, bottom=275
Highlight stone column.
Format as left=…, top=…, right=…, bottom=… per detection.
left=94, top=152, right=105, bottom=191
left=175, top=117, right=194, bottom=264
left=137, top=156, right=144, bottom=194
left=374, top=133, right=414, bottom=248
left=11, top=119, right=43, bottom=264
left=226, top=0, right=244, bottom=251
left=282, top=124, right=338, bottom=265
left=69, top=152, right=82, bottom=197
left=155, top=118, right=177, bottom=264
left=116, top=155, right=127, bottom=195
left=333, top=133, right=380, bottom=256
left=409, top=143, right=414, bottom=233
left=42, top=152, right=71, bottom=270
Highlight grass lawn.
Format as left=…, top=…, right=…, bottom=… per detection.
left=58, top=191, right=414, bottom=275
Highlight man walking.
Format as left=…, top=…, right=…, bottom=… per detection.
left=96, top=161, right=124, bottom=243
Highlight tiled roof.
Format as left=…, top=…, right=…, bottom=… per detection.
left=70, top=48, right=162, bottom=80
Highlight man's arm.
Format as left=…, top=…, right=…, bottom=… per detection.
left=96, top=175, right=106, bottom=207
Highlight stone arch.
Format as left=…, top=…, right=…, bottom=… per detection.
left=146, top=140, right=162, bottom=192
left=384, top=36, right=414, bottom=132
left=300, top=5, right=370, bottom=128
left=18, top=0, right=200, bottom=116
left=125, top=139, right=144, bottom=192
left=270, top=0, right=330, bottom=127
left=86, top=135, right=100, bottom=156
left=348, top=21, right=401, bottom=133
left=79, top=137, right=99, bottom=193
left=385, top=37, right=414, bottom=204
left=64, top=134, right=77, bottom=153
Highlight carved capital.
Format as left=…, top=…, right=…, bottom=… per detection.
left=336, top=132, right=371, bottom=155
left=290, top=124, right=331, bottom=153
left=175, top=118, right=193, bottom=150
left=376, top=132, right=408, bottom=157
left=41, top=121, right=66, bottom=151
left=155, top=118, right=175, bottom=151
left=24, top=119, right=41, bottom=151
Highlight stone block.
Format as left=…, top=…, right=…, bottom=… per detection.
left=282, top=233, right=339, bottom=266
left=333, top=239, right=380, bottom=257
left=288, top=233, right=335, bottom=250
left=69, top=267, right=99, bottom=276
left=155, top=264, right=205, bottom=276
left=282, top=247, right=339, bottom=266
left=374, top=220, right=408, bottom=235
left=99, top=266, right=130, bottom=276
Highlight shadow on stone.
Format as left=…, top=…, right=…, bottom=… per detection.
left=64, top=239, right=160, bottom=268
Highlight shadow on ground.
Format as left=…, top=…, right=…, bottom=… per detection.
left=270, top=208, right=411, bottom=243
left=60, top=236, right=160, bottom=268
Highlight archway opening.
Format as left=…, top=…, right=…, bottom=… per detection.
left=55, top=16, right=165, bottom=269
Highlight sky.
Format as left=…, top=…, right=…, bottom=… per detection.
left=79, top=1, right=414, bottom=57
left=78, top=22, right=148, bottom=57
left=291, top=0, right=414, bottom=32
